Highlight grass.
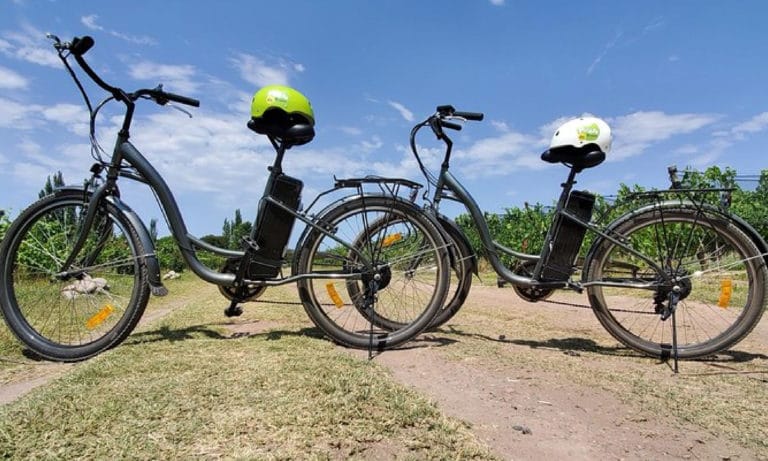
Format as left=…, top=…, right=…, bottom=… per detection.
left=0, top=273, right=495, bottom=460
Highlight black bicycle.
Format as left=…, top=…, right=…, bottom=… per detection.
left=0, top=36, right=450, bottom=361
left=408, top=105, right=767, bottom=361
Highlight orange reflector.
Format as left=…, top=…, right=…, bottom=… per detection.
left=718, top=279, right=732, bottom=308
left=382, top=233, right=402, bottom=248
left=325, top=283, right=344, bottom=308
left=86, top=304, right=115, bottom=329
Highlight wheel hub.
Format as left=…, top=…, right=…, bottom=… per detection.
left=362, top=264, right=392, bottom=291
left=654, top=267, right=692, bottom=316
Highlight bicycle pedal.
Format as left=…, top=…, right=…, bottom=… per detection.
left=224, top=305, right=243, bottom=317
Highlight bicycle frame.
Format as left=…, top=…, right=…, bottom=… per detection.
left=60, top=133, right=408, bottom=293
left=431, top=165, right=672, bottom=290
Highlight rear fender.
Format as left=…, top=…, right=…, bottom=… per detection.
left=582, top=200, right=768, bottom=282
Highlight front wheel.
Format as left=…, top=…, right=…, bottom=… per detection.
left=294, top=196, right=449, bottom=350
left=585, top=207, right=767, bottom=359
left=0, top=191, right=150, bottom=361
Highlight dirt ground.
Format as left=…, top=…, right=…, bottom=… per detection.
left=2, top=283, right=767, bottom=460
left=346, top=284, right=768, bottom=461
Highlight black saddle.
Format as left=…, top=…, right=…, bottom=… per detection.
left=540, top=144, right=606, bottom=171
left=248, top=109, right=315, bottom=146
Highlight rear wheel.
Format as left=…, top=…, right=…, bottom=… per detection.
left=294, top=196, right=449, bottom=350
left=586, top=207, right=767, bottom=359
left=347, top=214, right=474, bottom=331
left=0, top=191, right=150, bottom=361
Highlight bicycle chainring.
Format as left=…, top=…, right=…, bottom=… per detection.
left=511, top=260, right=554, bottom=303
left=218, top=257, right=267, bottom=302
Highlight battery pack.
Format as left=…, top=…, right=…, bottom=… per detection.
left=247, top=173, right=303, bottom=279
left=540, top=190, right=595, bottom=281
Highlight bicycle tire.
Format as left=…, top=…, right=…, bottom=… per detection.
left=427, top=216, right=474, bottom=329
left=343, top=214, right=473, bottom=331
left=0, top=190, right=150, bottom=361
left=585, top=206, right=767, bottom=359
left=294, top=196, right=449, bottom=350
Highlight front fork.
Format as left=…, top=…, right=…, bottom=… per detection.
left=56, top=183, right=113, bottom=280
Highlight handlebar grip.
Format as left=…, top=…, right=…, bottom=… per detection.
left=163, top=91, right=200, bottom=107
left=454, top=111, right=484, bottom=121
left=440, top=120, right=462, bottom=131
left=70, top=36, right=94, bottom=56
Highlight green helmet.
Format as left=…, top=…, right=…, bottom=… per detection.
left=248, top=85, right=315, bottom=145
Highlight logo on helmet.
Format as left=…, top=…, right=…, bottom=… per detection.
left=265, top=89, right=290, bottom=108
left=577, top=123, right=600, bottom=142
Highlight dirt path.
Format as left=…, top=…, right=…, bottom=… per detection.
left=349, top=284, right=768, bottom=460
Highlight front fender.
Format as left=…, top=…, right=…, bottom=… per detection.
left=436, top=213, right=478, bottom=275
left=56, top=186, right=167, bottom=296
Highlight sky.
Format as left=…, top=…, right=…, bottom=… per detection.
left=2, top=1, right=768, bottom=239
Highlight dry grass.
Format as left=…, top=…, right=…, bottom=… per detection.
left=0, top=273, right=494, bottom=460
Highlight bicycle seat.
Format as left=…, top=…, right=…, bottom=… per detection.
left=248, top=111, right=315, bottom=146
left=540, top=144, right=606, bottom=171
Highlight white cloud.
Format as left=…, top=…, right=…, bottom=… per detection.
left=0, top=25, right=62, bottom=67
left=129, top=61, right=199, bottom=94
left=0, top=97, right=36, bottom=128
left=454, top=131, right=542, bottom=177
left=610, top=111, right=718, bottom=160
left=338, top=126, right=362, bottom=136
left=491, top=120, right=509, bottom=133
left=388, top=101, right=414, bottom=122
left=489, top=0, right=505, bottom=5
left=230, top=53, right=306, bottom=87
left=731, top=112, right=768, bottom=137
left=81, top=14, right=104, bottom=31
left=80, top=14, right=156, bottom=45
left=0, top=65, right=27, bottom=89
left=587, top=31, right=623, bottom=76
left=230, top=53, right=291, bottom=87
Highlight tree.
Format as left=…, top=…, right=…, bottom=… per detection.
left=39, top=171, right=65, bottom=198
left=222, top=209, right=252, bottom=249
left=0, top=210, right=8, bottom=243
left=155, top=236, right=186, bottom=272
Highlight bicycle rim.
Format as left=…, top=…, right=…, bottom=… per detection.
left=295, top=196, right=449, bottom=349
left=586, top=208, right=766, bottom=359
left=0, top=193, right=149, bottom=361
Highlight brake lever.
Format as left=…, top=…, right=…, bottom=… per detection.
left=168, top=103, right=193, bottom=118
left=46, top=33, right=69, bottom=52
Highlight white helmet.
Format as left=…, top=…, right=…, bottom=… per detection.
left=549, top=117, right=612, bottom=154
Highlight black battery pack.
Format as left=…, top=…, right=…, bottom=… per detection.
left=540, top=190, right=595, bottom=281
left=247, top=173, right=303, bottom=279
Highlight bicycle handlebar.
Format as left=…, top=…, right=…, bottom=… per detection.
left=52, top=34, right=200, bottom=108
left=70, top=36, right=94, bottom=56
left=454, top=111, right=484, bottom=121
left=409, top=105, right=485, bottom=184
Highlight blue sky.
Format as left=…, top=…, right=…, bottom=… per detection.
left=2, top=1, right=768, bottom=238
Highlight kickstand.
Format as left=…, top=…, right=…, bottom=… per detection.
left=668, top=289, right=681, bottom=374
left=366, top=280, right=379, bottom=361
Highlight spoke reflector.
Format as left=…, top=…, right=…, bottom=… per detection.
left=326, top=283, right=344, bottom=308
left=718, top=279, right=732, bottom=308
left=86, top=304, right=115, bottom=329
